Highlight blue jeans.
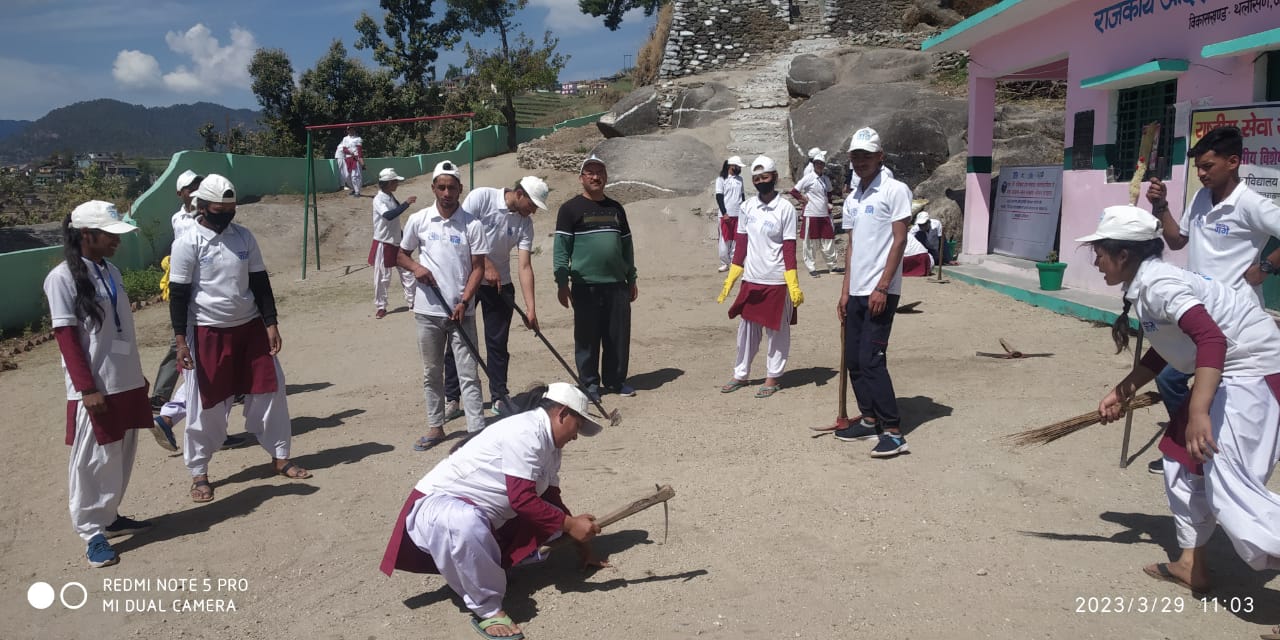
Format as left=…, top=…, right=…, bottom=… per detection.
left=1155, top=364, right=1190, bottom=419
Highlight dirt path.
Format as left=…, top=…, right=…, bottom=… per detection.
left=2, top=152, right=1276, bottom=639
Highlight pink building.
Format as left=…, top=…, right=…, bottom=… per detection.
left=924, top=0, right=1280, bottom=307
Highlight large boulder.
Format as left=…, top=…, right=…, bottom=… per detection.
left=597, top=87, right=661, bottom=138
left=588, top=133, right=716, bottom=204
left=786, top=54, right=836, bottom=98
left=670, top=82, right=737, bottom=129
left=787, top=82, right=967, bottom=186
left=834, top=47, right=935, bottom=85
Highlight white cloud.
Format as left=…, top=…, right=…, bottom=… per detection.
left=527, top=0, right=613, bottom=34
left=112, top=50, right=162, bottom=88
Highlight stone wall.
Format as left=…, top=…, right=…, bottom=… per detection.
left=825, top=0, right=914, bottom=35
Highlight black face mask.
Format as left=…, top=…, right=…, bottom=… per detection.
left=754, top=179, right=776, bottom=195
left=204, top=211, right=235, bottom=232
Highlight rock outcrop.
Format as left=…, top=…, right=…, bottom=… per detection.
left=597, top=87, right=662, bottom=138
left=588, top=134, right=717, bottom=204
left=786, top=54, right=836, bottom=98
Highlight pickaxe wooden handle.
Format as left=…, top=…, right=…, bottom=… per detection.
left=538, top=484, right=676, bottom=554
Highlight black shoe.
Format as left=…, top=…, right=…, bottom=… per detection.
left=1147, top=458, right=1164, bottom=475
left=104, top=515, right=153, bottom=539
left=223, top=434, right=248, bottom=449
left=834, top=422, right=880, bottom=441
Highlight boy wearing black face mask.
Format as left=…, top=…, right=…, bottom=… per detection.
left=168, top=174, right=311, bottom=503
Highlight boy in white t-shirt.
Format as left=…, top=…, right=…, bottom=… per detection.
left=44, top=201, right=157, bottom=568
left=834, top=128, right=913, bottom=459
left=339, top=127, right=365, bottom=196
left=398, top=161, right=491, bottom=449
left=790, top=150, right=841, bottom=276
left=370, top=168, right=419, bottom=319
left=715, top=156, right=746, bottom=272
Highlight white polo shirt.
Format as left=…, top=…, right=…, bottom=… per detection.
left=400, top=203, right=490, bottom=317
left=415, top=408, right=562, bottom=529
left=1127, top=258, right=1280, bottom=377
left=1179, top=182, right=1280, bottom=306
left=171, top=206, right=198, bottom=244
left=372, top=191, right=406, bottom=245
left=793, top=171, right=831, bottom=218
left=463, top=187, right=534, bottom=286
left=740, top=192, right=798, bottom=285
left=44, top=258, right=146, bottom=400
left=722, top=175, right=744, bottom=218
left=169, top=222, right=266, bottom=328
left=844, top=166, right=913, bottom=296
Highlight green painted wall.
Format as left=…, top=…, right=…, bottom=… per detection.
left=2, top=117, right=601, bottom=331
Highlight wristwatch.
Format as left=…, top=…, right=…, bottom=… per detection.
left=1261, top=258, right=1279, bottom=276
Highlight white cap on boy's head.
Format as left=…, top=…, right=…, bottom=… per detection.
left=518, top=176, right=550, bottom=210
left=432, top=160, right=461, bottom=182
left=1075, top=205, right=1161, bottom=242
left=379, top=168, right=405, bottom=182
left=848, top=127, right=882, bottom=153
left=193, top=174, right=236, bottom=204
left=71, top=200, right=136, bottom=234
left=750, top=155, right=777, bottom=176
left=175, top=170, right=202, bottom=191
left=542, top=382, right=603, bottom=436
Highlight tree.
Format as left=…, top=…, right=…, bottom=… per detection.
left=354, top=0, right=463, bottom=103
left=448, top=0, right=567, bottom=150
left=197, top=123, right=219, bottom=152
left=249, top=48, right=305, bottom=156
left=578, top=0, right=666, bottom=30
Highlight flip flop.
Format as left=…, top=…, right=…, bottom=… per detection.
left=150, top=416, right=179, bottom=452
left=1142, top=563, right=1210, bottom=598
left=276, top=461, right=312, bottom=480
left=720, top=380, right=749, bottom=394
left=413, top=435, right=446, bottom=451
left=471, top=614, right=524, bottom=640
left=754, top=385, right=781, bottom=398
left=190, top=479, right=214, bottom=503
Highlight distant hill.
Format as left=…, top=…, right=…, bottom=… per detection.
left=0, top=99, right=260, bottom=163
left=0, top=120, right=32, bottom=142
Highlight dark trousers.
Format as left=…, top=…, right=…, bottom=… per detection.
left=572, top=283, right=631, bottom=393
left=150, top=335, right=179, bottom=409
left=445, top=283, right=515, bottom=401
left=845, top=294, right=900, bottom=427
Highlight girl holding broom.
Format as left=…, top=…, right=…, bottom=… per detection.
left=1082, top=205, right=1280, bottom=622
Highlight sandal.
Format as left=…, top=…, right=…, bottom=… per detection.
left=276, top=461, right=312, bottom=479
left=190, top=479, right=214, bottom=503
left=471, top=614, right=524, bottom=640
left=1142, top=563, right=1210, bottom=598
left=413, top=434, right=446, bottom=451
left=720, top=379, right=749, bottom=394
left=754, top=384, right=781, bottom=398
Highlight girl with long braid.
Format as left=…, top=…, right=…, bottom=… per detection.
left=43, top=201, right=156, bottom=568
left=1080, top=206, right=1280, bottom=619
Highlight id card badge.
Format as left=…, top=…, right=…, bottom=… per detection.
left=111, top=339, right=133, bottom=355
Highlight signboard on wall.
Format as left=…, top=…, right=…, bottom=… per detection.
left=990, top=165, right=1064, bottom=261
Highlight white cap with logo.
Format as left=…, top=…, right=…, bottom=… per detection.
left=750, top=155, right=777, bottom=176
left=542, top=382, right=603, bottom=436
left=580, top=154, right=607, bottom=173
left=71, top=200, right=137, bottom=234
left=175, top=170, right=202, bottom=191
left=1075, top=205, right=1161, bottom=242
left=518, top=176, right=550, bottom=210
left=848, top=127, right=882, bottom=153
left=379, top=168, right=405, bottom=182
left=433, top=160, right=462, bottom=182
left=193, top=174, right=236, bottom=204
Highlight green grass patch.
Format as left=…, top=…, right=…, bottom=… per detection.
left=121, top=266, right=163, bottom=302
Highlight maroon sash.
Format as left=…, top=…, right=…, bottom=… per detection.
left=65, top=386, right=152, bottom=446
left=804, top=216, right=835, bottom=240
left=194, top=319, right=278, bottom=409
left=368, top=240, right=398, bottom=268
left=729, top=282, right=797, bottom=331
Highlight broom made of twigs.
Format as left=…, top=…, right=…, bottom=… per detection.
left=1006, top=391, right=1161, bottom=447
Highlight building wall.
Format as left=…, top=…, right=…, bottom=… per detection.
left=963, top=0, right=1279, bottom=295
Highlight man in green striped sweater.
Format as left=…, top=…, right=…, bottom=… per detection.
left=553, top=155, right=639, bottom=402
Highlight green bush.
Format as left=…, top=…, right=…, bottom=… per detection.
left=120, top=266, right=163, bottom=302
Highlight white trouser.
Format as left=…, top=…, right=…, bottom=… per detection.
left=415, top=313, right=486, bottom=432
left=182, top=351, right=292, bottom=477
left=1163, top=376, right=1280, bottom=570
left=374, top=257, right=416, bottom=310
left=801, top=216, right=838, bottom=272
left=159, top=399, right=186, bottom=425
left=406, top=493, right=505, bottom=619
left=337, top=161, right=349, bottom=190
left=68, top=403, right=138, bottom=541
left=349, top=163, right=363, bottom=194
left=733, top=301, right=792, bottom=380
left=717, top=221, right=734, bottom=267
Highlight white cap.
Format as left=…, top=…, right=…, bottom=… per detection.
left=750, top=155, right=777, bottom=176
left=807, top=146, right=822, bottom=159
left=849, top=127, right=882, bottom=153
left=811, top=150, right=827, bottom=164
left=518, top=176, right=549, bottom=210
left=1074, top=205, right=1161, bottom=242
left=70, top=200, right=136, bottom=234
left=915, top=211, right=930, bottom=225
left=580, top=154, right=607, bottom=173
left=193, top=174, right=236, bottom=204
left=543, top=382, right=603, bottom=436
left=175, top=170, right=202, bottom=191
left=432, top=160, right=462, bottom=182
left=379, top=168, right=405, bottom=182
left=726, top=156, right=746, bottom=167
left=911, top=198, right=929, bottom=215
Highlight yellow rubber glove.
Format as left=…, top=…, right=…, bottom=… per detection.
left=784, top=269, right=804, bottom=307
left=717, top=264, right=744, bottom=303
left=160, top=255, right=171, bottom=302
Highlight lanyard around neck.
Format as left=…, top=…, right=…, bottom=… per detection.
left=90, top=260, right=122, bottom=333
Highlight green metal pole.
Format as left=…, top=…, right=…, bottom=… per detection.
left=303, top=130, right=312, bottom=279
left=469, top=116, right=475, bottom=188
left=313, top=148, right=321, bottom=272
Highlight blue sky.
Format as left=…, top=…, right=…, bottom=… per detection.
left=0, top=0, right=655, bottom=120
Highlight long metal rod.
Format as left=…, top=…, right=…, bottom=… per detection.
left=304, top=112, right=476, bottom=131
left=1119, top=327, right=1145, bottom=468
left=302, top=130, right=313, bottom=279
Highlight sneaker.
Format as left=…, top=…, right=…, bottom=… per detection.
left=491, top=398, right=511, bottom=416
left=150, top=416, right=179, bottom=452
left=831, top=266, right=845, bottom=274
left=375, top=308, right=387, bottom=319
left=717, top=264, right=729, bottom=272
left=104, top=515, right=153, bottom=539
left=586, top=389, right=602, bottom=404
left=222, top=433, right=248, bottom=449
left=834, top=421, right=880, bottom=441
left=444, top=399, right=465, bottom=422
left=609, top=384, right=637, bottom=397
left=870, top=432, right=910, bottom=458
left=809, top=270, right=820, bottom=278
left=85, top=533, right=119, bottom=568
left=1147, top=458, right=1164, bottom=475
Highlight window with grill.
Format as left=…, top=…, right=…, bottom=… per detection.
left=1113, top=79, right=1176, bottom=182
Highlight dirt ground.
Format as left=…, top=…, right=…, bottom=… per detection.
left=3, top=151, right=1278, bottom=640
